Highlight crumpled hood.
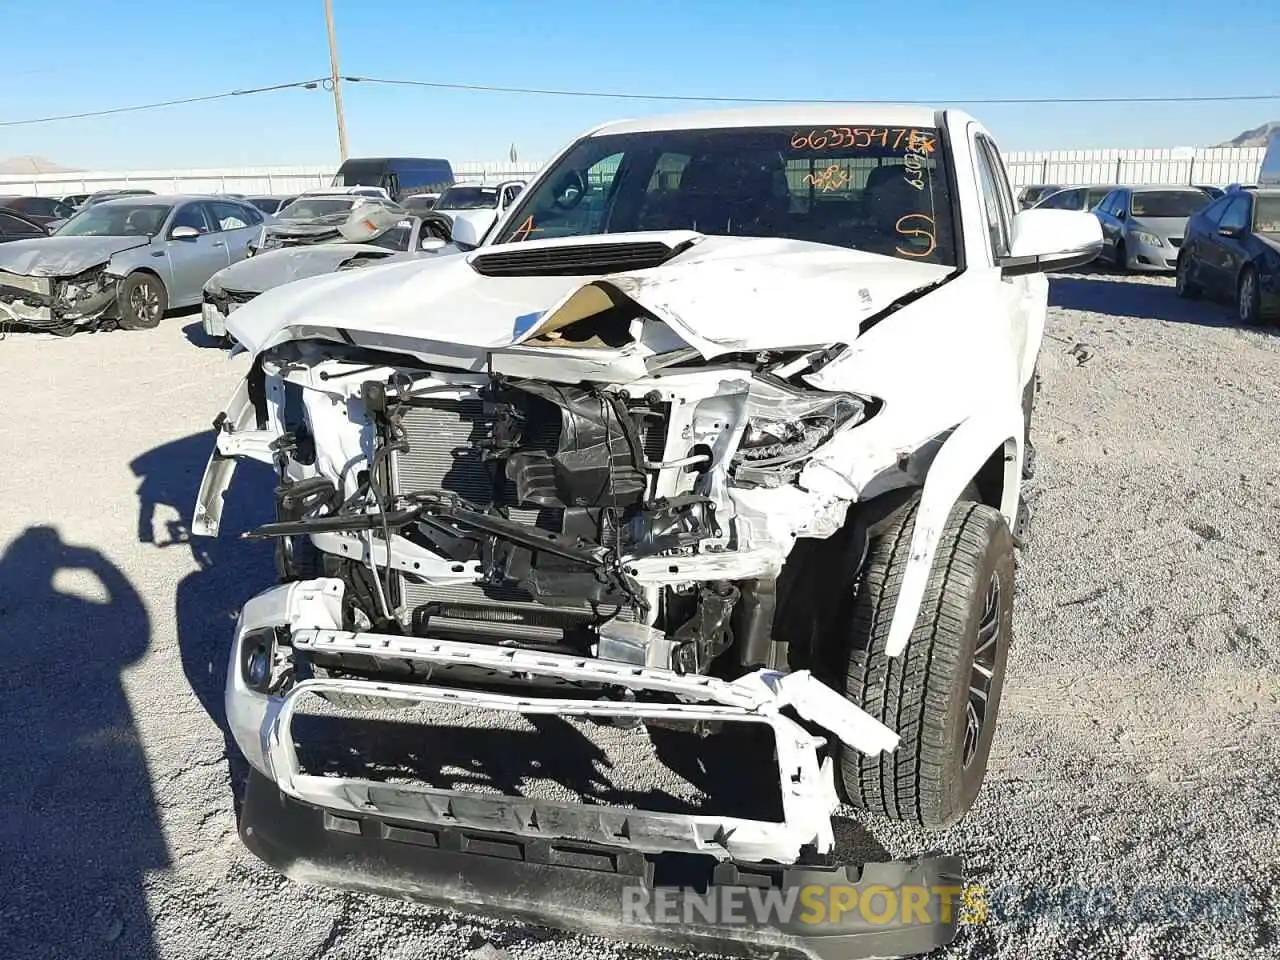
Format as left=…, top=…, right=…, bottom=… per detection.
left=226, top=232, right=954, bottom=360
left=0, top=235, right=149, bottom=277
left=208, top=243, right=405, bottom=296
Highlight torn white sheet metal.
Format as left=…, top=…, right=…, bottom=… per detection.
left=513, top=238, right=953, bottom=360
left=263, top=647, right=890, bottom=865
left=192, top=377, right=259, bottom=538
left=291, top=627, right=896, bottom=758
left=224, top=231, right=948, bottom=360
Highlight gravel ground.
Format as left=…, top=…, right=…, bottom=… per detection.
left=1, top=270, right=1278, bottom=960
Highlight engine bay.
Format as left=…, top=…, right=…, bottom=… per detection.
left=232, top=340, right=872, bottom=684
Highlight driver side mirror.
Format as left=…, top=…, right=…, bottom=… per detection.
left=998, top=209, right=1103, bottom=276
left=447, top=215, right=483, bottom=249
left=170, top=225, right=200, bottom=241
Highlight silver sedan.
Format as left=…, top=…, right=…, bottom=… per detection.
left=0, top=194, right=272, bottom=334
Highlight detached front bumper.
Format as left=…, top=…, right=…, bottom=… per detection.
left=227, top=579, right=961, bottom=958
left=241, top=768, right=962, bottom=960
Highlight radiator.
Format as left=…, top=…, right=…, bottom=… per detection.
left=390, top=398, right=663, bottom=640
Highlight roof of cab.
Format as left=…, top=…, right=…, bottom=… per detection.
left=588, top=104, right=964, bottom=137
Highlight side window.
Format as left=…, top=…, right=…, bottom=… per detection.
left=1062, top=189, right=1084, bottom=210
left=1113, top=191, right=1131, bottom=217
left=973, top=135, right=1011, bottom=259
left=1198, top=195, right=1232, bottom=225
left=0, top=212, right=43, bottom=236
left=171, top=203, right=211, bottom=234
left=1219, top=196, right=1250, bottom=232
left=502, top=184, right=522, bottom=207
left=209, top=201, right=253, bottom=231
left=980, top=137, right=1017, bottom=229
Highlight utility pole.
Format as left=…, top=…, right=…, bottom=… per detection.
left=324, top=0, right=348, bottom=161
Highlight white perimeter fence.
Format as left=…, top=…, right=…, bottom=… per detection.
left=0, top=148, right=1266, bottom=196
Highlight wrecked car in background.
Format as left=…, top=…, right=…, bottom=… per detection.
left=249, top=189, right=403, bottom=256
left=430, top=180, right=525, bottom=242
left=194, top=105, right=1101, bottom=959
left=201, top=206, right=459, bottom=342
left=0, top=194, right=269, bottom=334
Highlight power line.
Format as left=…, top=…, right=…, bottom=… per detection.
left=0, top=78, right=329, bottom=128
left=347, top=76, right=1280, bottom=106
left=2, top=74, right=1278, bottom=129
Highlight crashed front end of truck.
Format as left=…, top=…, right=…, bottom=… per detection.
left=194, top=234, right=980, bottom=959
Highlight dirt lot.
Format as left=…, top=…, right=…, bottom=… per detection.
left=1, top=270, right=1278, bottom=960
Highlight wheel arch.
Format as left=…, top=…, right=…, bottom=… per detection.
left=120, top=266, right=168, bottom=293
left=882, top=408, right=1023, bottom=658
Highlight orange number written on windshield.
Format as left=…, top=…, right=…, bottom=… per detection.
left=895, top=213, right=937, bottom=258
left=789, top=128, right=937, bottom=153
left=803, top=164, right=850, bottom=192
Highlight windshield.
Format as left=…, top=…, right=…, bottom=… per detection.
left=278, top=197, right=357, bottom=220
left=54, top=202, right=172, bottom=237
left=402, top=195, right=438, bottom=212
left=437, top=186, right=500, bottom=210
left=365, top=225, right=413, bottom=251
left=1254, top=196, right=1280, bottom=234
left=331, top=162, right=385, bottom=188
left=1129, top=190, right=1209, bottom=219
left=492, top=124, right=956, bottom=265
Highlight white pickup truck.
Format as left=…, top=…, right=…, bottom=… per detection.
left=194, top=103, right=1100, bottom=960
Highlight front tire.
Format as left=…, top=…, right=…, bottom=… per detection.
left=116, top=272, right=168, bottom=330
left=1175, top=254, right=1201, bottom=299
left=1238, top=267, right=1262, bottom=327
left=839, top=497, right=1015, bottom=829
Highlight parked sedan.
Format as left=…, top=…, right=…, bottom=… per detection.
left=0, top=194, right=270, bottom=334
left=201, top=208, right=457, bottom=341
left=1033, top=184, right=1115, bottom=212
left=81, top=188, right=157, bottom=208
left=0, top=209, right=49, bottom=243
left=430, top=181, right=525, bottom=244
left=1091, top=186, right=1213, bottom=272
left=0, top=195, right=78, bottom=227
left=1016, top=184, right=1066, bottom=209
left=244, top=195, right=297, bottom=215
left=1176, top=188, right=1280, bottom=325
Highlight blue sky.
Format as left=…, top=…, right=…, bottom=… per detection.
left=1, top=0, right=1277, bottom=171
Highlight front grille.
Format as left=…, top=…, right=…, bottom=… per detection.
left=470, top=241, right=682, bottom=277
left=225, top=288, right=259, bottom=305
left=1168, top=237, right=1182, bottom=248
left=391, top=398, right=667, bottom=636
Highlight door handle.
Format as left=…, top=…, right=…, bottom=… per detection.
left=212, top=240, right=226, bottom=247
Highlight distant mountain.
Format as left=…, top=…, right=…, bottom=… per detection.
left=1217, top=121, right=1280, bottom=148
left=0, top=155, right=84, bottom=174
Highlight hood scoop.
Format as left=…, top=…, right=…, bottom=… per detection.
left=470, top=238, right=694, bottom=278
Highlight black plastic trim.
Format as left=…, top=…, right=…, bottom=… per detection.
left=241, top=770, right=962, bottom=960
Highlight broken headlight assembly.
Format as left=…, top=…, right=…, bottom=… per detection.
left=54, top=266, right=114, bottom=315
left=733, top=382, right=868, bottom=472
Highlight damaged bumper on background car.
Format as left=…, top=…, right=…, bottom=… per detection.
left=0, top=266, right=120, bottom=332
